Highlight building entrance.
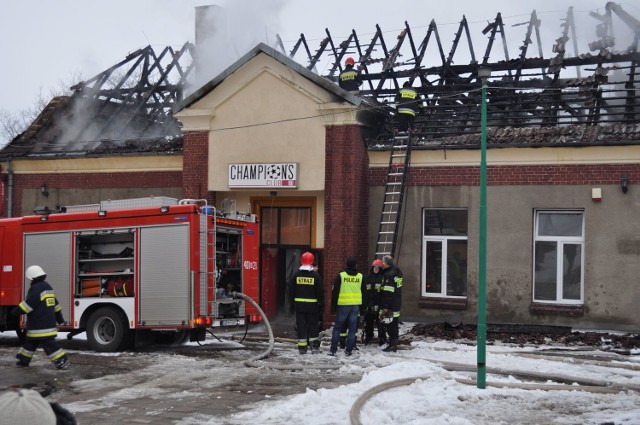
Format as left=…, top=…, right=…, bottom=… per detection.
left=258, top=205, right=312, bottom=321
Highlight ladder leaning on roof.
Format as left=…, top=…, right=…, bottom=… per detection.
left=374, top=131, right=412, bottom=258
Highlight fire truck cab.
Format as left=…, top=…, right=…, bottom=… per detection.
left=0, top=197, right=260, bottom=351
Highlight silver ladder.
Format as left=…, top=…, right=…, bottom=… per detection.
left=375, top=132, right=412, bottom=258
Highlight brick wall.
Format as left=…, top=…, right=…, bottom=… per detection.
left=369, top=163, right=640, bottom=186
left=8, top=171, right=182, bottom=217
left=182, top=131, right=213, bottom=203
left=324, top=125, right=369, bottom=317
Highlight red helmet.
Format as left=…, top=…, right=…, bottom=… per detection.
left=371, top=259, right=384, bottom=268
left=301, top=252, right=315, bottom=266
left=345, top=57, right=355, bottom=66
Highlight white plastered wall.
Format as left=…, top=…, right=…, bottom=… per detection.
left=177, top=52, right=359, bottom=249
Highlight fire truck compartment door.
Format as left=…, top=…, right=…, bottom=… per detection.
left=24, top=232, right=72, bottom=323
left=139, top=224, right=190, bottom=325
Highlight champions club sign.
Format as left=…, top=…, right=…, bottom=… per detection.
left=228, top=163, right=298, bottom=188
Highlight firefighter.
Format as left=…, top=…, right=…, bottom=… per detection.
left=329, top=257, right=362, bottom=356
left=11, top=265, right=70, bottom=369
left=287, top=252, right=324, bottom=354
left=395, top=81, right=419, bottom=133
left=379, top=255, right=403, bottom=352
left=362, top=259, right=386, bottom=346
left=338, top=57, right=362, bottom=93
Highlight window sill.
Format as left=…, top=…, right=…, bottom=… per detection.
left=529, top=303, right=584, bottom=317
left=419, top=297, right=467, bottom=310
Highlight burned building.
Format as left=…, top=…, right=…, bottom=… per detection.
left=2, top=3, right=640, bottom=331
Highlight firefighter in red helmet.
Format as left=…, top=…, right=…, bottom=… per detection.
left=287, top=252, right=324, bottom=354
left=362, top=259, right=387, bottom=346
left=338, top=56, right=362, bottom=93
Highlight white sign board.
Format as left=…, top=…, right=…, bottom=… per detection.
left=228, top=163, right=298, bottom=188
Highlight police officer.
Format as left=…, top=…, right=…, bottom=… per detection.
left=379, top=255, right=403, bottom=352
left=362, top=259, right=386, bottom=346
left=395, top=81, right=419, bottom=132
left=12, top=265, right=70, bottom=369
left=338, top=57, right=362, bottom=93
left=329, top=257, right=363, bottom=356
left=287, top=252, right=324, bottom=354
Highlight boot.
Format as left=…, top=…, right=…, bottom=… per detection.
left=55, top=357, right=70, bottom=369
left=382, top=340, right=397, bottom=352
left=298, top=347, right=308, bottom=355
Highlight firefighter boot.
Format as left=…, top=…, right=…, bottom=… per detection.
left=55, top=356, right=70, bottom=370
left=15, top=353, right=30, bottom=367
left=298, top=346, right=308, bottom=355
left=382, top=340, right=397, bottom=353
left=311, top=340, right=321, bottom=354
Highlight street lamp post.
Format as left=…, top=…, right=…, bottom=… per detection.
left=477, top=66, right=491, bottom=389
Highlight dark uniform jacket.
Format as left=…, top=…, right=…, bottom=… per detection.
left=380, top=266, right=403, bottom=315
left=362, top=268, right=384, bottom=314
left=395, top=87, right=419, bottom=116
left=287, top=267, right=324, bottom=314
left=338, top=65, right=362, bottom=92
left=11, top=279, right=64, bottom=339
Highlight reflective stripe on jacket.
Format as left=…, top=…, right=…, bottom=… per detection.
left=397, top=87, right=418, bottom=116
left=337, top=272, right=363, bottom=305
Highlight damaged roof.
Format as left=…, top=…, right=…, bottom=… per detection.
left=2, top=2, right=640, bottom=161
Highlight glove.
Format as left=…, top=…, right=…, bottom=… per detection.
left=56, top=311, right=65, bottom=325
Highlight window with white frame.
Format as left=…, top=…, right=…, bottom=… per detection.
left=422, top=209, right=468, bottom=297
left=533, top=210, right=584, bottom=303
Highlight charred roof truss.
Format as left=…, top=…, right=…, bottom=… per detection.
left=281, top=2, right=640, bottom=145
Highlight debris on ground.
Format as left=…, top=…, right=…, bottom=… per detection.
left=409, top=323, right=640, bottom=354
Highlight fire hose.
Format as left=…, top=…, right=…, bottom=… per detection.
left=349, top=358, right=640, bottom=425
left=230, top=292, right=340, bottom=370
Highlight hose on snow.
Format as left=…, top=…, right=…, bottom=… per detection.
left=349, top=358, right=639, bottom=425
left=230, top=292, right=340, bottom=370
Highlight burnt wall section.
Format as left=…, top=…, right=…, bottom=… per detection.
left=323, top=125, right=369, bottom=317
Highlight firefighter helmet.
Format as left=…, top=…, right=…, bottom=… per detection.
left=345, top=57, right=355, bottom=66
left=301, top=252, right=315, bottom=266
left=371, top=259, right=384, bottom=268
left=25, top=265, right=46, bottom=281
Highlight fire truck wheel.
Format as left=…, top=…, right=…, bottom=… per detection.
left=86, top=307, right=128, bottom=352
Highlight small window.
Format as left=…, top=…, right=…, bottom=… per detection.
left=533, top=210, right=584, bottom=304
left=422, top=209, right=468, bottom=297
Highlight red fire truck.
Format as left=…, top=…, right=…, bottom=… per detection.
left=0, top=197, right=260, bottom=351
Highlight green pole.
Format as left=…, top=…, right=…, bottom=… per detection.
left=477, top=75, right=488, bottom=389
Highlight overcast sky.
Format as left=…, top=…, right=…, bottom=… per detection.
left=0, top=0, right=634, bottom=117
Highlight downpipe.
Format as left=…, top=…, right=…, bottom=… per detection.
left=230, top=292, right=339, bottom=370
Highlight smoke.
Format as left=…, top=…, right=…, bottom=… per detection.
left=189, top=0, right=289, bottom=94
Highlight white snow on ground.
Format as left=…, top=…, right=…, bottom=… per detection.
left=173, top=325, right=640, bottom=425
left=57, top=326, right=640, bottom=424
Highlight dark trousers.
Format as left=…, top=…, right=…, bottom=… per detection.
left=295, top=311, right=320, bottom=351
left=17, top=337, right=66, bottom=365
left=397, top=113, right=414, bottom=132
left=364, top=310, right=387, bottom=343
left=387, top=317, right=399, bottom=345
